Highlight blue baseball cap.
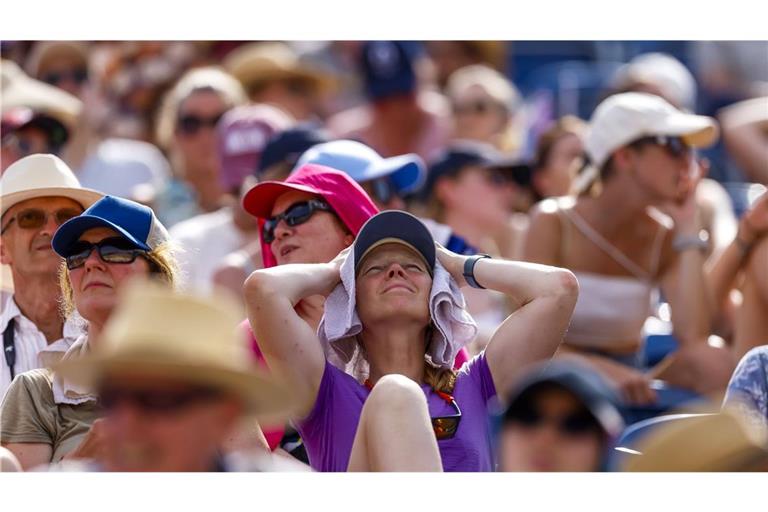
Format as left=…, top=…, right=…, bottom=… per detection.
left=256, top=125, right=329, bottom=175
left=52, top=195, right=169, bottom=256
left=360, top=41, right=417, bottom=101
left=294, top=139, right=425, bottom=195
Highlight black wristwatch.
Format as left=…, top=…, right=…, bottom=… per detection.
left=463, top=254, right=492, bottom=289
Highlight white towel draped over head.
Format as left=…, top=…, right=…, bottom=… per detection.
left=318, top=245, right=477, bottom=381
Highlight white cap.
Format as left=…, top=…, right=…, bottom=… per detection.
left=585, top=92, right=719, bottom=170
left=612, top=53, right=697, bottom=111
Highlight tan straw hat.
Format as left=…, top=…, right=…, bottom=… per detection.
left=224, top=42, right=336, bottom=95
left=1, top=59, right=82, bottom=130
left=55, top=282, right=300, bottom=423
left=624, top=408, right=768, bottom=472
left=1, top=154, right=102, bottom=217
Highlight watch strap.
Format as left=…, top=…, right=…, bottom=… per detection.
left=463, top=254, right=491, bottom=289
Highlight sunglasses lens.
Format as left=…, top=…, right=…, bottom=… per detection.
left=66, top=244, right=94, bottom=270
left=262, top=220, right=277, bottom=244
left=178, top=116, right=202, bottom=134
left=561, top=413, right=599, bottom=435
left=432, top=417, right=460, bottom=440
left=100, top=387, right=221, bottom=413
left=55, top=209, right=81, bottom=225
left=100, top=244, right=138, bottom=264
left=284, top=203, right=315, bottom=227
left=16, top=209, right=46, bottom=229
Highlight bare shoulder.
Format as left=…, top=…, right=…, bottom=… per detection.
left=524, top=198, right=572, bottom=265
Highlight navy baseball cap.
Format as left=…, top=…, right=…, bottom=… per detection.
left=294, top=139, right=426, bottom=195
left=52, top=195, right=169, bottom=256
left=257, top=125, right=329, bottom=175
left=422, top=142, right=533, bottom=198
left=360, top=41, right=417, bottom=101
left=502, top=360, right=625, bottom=439
left=354, top=210, right=435, bottom=274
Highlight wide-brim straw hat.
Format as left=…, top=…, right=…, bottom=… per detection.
left=0, top=154, right=102, bottom=217
left=55, top=282, right=301, bottom=425
left=224, top=42, right=337, bottom=95
left=1, top=59, right=82, bottom=130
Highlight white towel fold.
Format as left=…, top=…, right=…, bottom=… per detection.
left=52, top=334, right=98, bottom=405
left=318, top=246, right=477, bottom=381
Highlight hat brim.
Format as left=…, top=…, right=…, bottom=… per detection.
left=55, top=355, right=300, bottom=426
left=1, top=187, right=103, bottom=218
left=354, top=211, right=435, bottom=271
left=241, top=180, right=323, bottom=219
left=381, top=155, right=426, bottom=194
left=233, top=66, right=337, bottom=95
left=52, top=214, right=151, bottom=256
left=657, top=113, right=719, bottom=148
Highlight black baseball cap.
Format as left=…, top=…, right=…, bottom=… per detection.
left=360, top=41, right=417, bottom=101
left=256, top=125, right=329, bottom=175
left=422, top=142, right=533, bottom=199
left=353, top=210, right=435, bottom=274
left=503, top=360, right=625, bottom=439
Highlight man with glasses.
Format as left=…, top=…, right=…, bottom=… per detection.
left=0, top=154, right=101, bottom=398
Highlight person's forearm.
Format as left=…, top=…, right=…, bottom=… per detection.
left=706, top=217, right=760, bottom=315
left=244, top=263, right=338, bottom=307
left=471, top=258, right=578, bottom=306
left=671, top=246, right=711, bottom=345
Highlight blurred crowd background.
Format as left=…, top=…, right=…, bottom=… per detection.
left=1, top=40, right=768, bottom=473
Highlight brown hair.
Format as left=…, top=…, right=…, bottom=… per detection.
left=423, top=360, right=458, bottom=395
left=58, top=242, right=180, bottom=319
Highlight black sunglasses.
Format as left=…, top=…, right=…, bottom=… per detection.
left=507, top=404, right=600, bottom=436
left=262, top=199, right=333, bottom=244
left=432, top=398, right=462, bottom=440
left=98, top=385, right=223, bottom=414
left=64, top=237, right=147, bottom=270
left=176, top=112, right=225, bottom=135
left=1, top=207, right=81, bottom=235
left=630, top=135, right=693, bottom=160
left=453, top=99, right=499, bottom=116
left=41, top=68, right=88, bottom=86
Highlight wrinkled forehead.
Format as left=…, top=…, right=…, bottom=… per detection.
left=270, top=190, right=321, bottom=216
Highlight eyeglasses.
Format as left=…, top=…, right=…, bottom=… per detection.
left=176, top=112, right=225, bottom=135
left=1, top=132, right=57, bottom=158
left=507, top=404, right=600, bottom=437
left=431, top=397, right=462, bottom=440
left=1, top=207, right=81, bottom=235
left=262, top=199, right=333, bottom=244
left=98, top=385, right=223, bottom=414
left=40, top=68, right=88, bottom=87
left=630, top=135, right=693, bottom=160
left=481, top=167, right=512, bottom=186
left=63, top=237, right=147, bottom=270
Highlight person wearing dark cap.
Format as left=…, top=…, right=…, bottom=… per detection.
left=257, top=125, right=329, bottom=182
left=245, top=208, right=578, bottom=471
left=327, top=41, right=451, bottom=162
left=496, top=360, right=624, bottom=472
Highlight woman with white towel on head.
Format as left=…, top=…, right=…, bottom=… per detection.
left=244, top=209, right=578, bottom=472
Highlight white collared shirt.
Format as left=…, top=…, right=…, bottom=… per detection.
left=0, top=293, right=83, bottom=401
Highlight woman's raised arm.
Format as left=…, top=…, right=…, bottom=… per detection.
left=436, top=244, right=578, bottom=403
left=243, top=254, right=344, bottom=415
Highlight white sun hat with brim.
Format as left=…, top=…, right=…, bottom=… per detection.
left=1, top=154, right=103, bottom=217
left=55, top=282, right=301, bottom=425
left=585, top=92, right=719, bottom=171
left=1, top=59, right=82, bottom=130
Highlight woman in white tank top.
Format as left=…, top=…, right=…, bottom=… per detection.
left=523, top=92, right=736, bottom=406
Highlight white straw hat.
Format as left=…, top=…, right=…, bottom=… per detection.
left=0, top=154, right=102, bottom=217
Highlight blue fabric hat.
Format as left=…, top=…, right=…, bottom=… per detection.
left=294, top=139, right=426, bottom=195
left=257, top=125, right=329, bottom=175
left=360, top=41, right=417, bottom=100
left=52, top=195, right=169, bottom=256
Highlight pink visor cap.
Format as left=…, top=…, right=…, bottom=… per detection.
left=242, top=163, right=379, bottom=268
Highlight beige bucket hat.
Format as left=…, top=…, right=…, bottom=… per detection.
left=55, top=283, right=300, bottom=423
left=0, top=154, right=102, bottom=217
left=224, top=42, right=336, bottom=95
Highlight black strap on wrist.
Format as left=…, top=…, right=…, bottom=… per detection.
left=463, top=254, right=492, bottom=289
left=3, top=318, right=16, bottom=381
